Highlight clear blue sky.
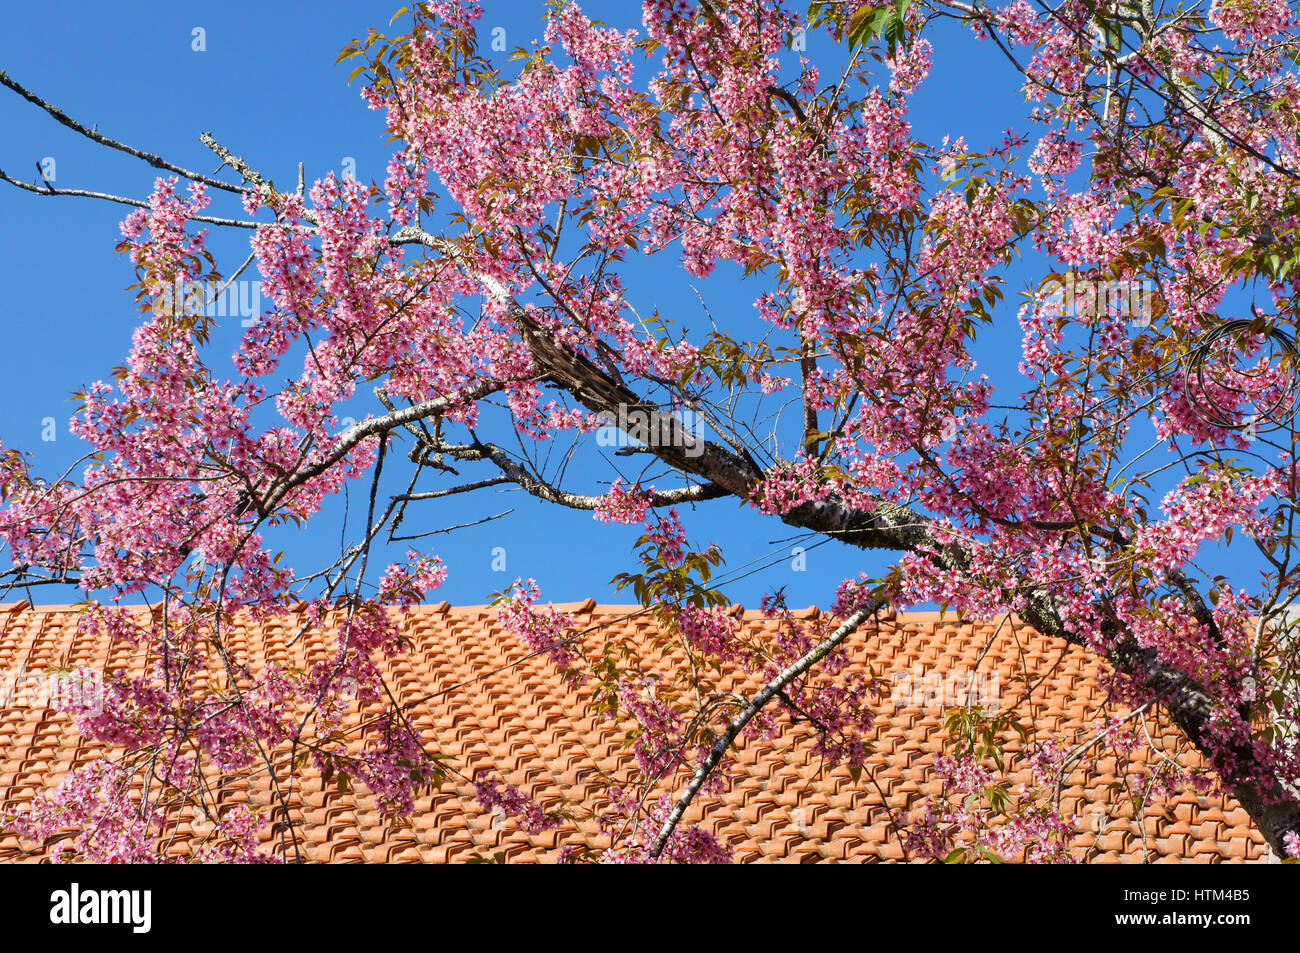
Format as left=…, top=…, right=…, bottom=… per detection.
left=0, top=2, right=1267, bottom=610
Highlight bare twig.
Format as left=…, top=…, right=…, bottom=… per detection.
left=0, top=70, right=253, bottom=193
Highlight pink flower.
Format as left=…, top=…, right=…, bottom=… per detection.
left=594, top=478, right=652, bottom=524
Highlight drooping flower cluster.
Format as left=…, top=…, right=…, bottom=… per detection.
left=496, top=578, right=581, bottom=670
left=473, top=771, right=562, bottom=834
left=593, top=479, right=653, bottom=524
left=3, top=760, right=162, bottom=864
left=598, top=789, right=732, bottom=864
left=901, top=740, right=1077, bottom=864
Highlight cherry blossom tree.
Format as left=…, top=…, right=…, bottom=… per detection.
left=2, top=0, right=1300, bottom=862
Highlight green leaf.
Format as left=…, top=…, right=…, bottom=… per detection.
left=884, top=6, right=907, bottom=55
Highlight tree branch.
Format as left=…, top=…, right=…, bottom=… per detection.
left=0, top=70, right=253, bottom=194
left=650, top=597, right=886, bottom=858
left=0, top=167, right=259, bottom=227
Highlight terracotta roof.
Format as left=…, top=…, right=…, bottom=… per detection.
left=0, top=601, right=1268, bottom=863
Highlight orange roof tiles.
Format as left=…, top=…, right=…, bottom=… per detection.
left=0, top=601, right=1268, bottom=863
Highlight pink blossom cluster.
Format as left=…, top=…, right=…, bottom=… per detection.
left=887, top=38, right=933, bottom=96
left=901, top=745, right=1076, bottom=864
left=593, top=478, right=653, bottom=524
left=754, top=456, right=837, bottom=516
left=353, top=726, right=439, bottom=819
left=194, top=805, right=283, bottom=864
left=598, top=789, right=732, bottom=864
left=677, top=605, right=742, bottom=659
left=377, top=551, right=449, bottom=606
left=67, top=670, right=173, bottom=749
left=473, top=771, right=561, bottom=834
left=496, top=579, right=580, bottom=670
left=1209, top=0, right=1292, bottom=43
left=616, top=675, right=691, bottom=782
left=643, top=508, right=688, bottom=566
left=3, top=760, right=160, bottom=863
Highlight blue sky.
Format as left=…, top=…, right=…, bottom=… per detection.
left=0, top=2, right=1269, bottom=610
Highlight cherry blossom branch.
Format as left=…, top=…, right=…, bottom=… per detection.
left=260, top=379, right=504, bottom=511
left=497, top=307, right=1300, bottom=851
left=649, top=596, right=886, bottom=859
left=192, top=133, right=726, bottom=522
left=419, top=433, right=729, bottom=511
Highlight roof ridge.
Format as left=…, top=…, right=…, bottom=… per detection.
left=0, top=601, right=1016, bottom=626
